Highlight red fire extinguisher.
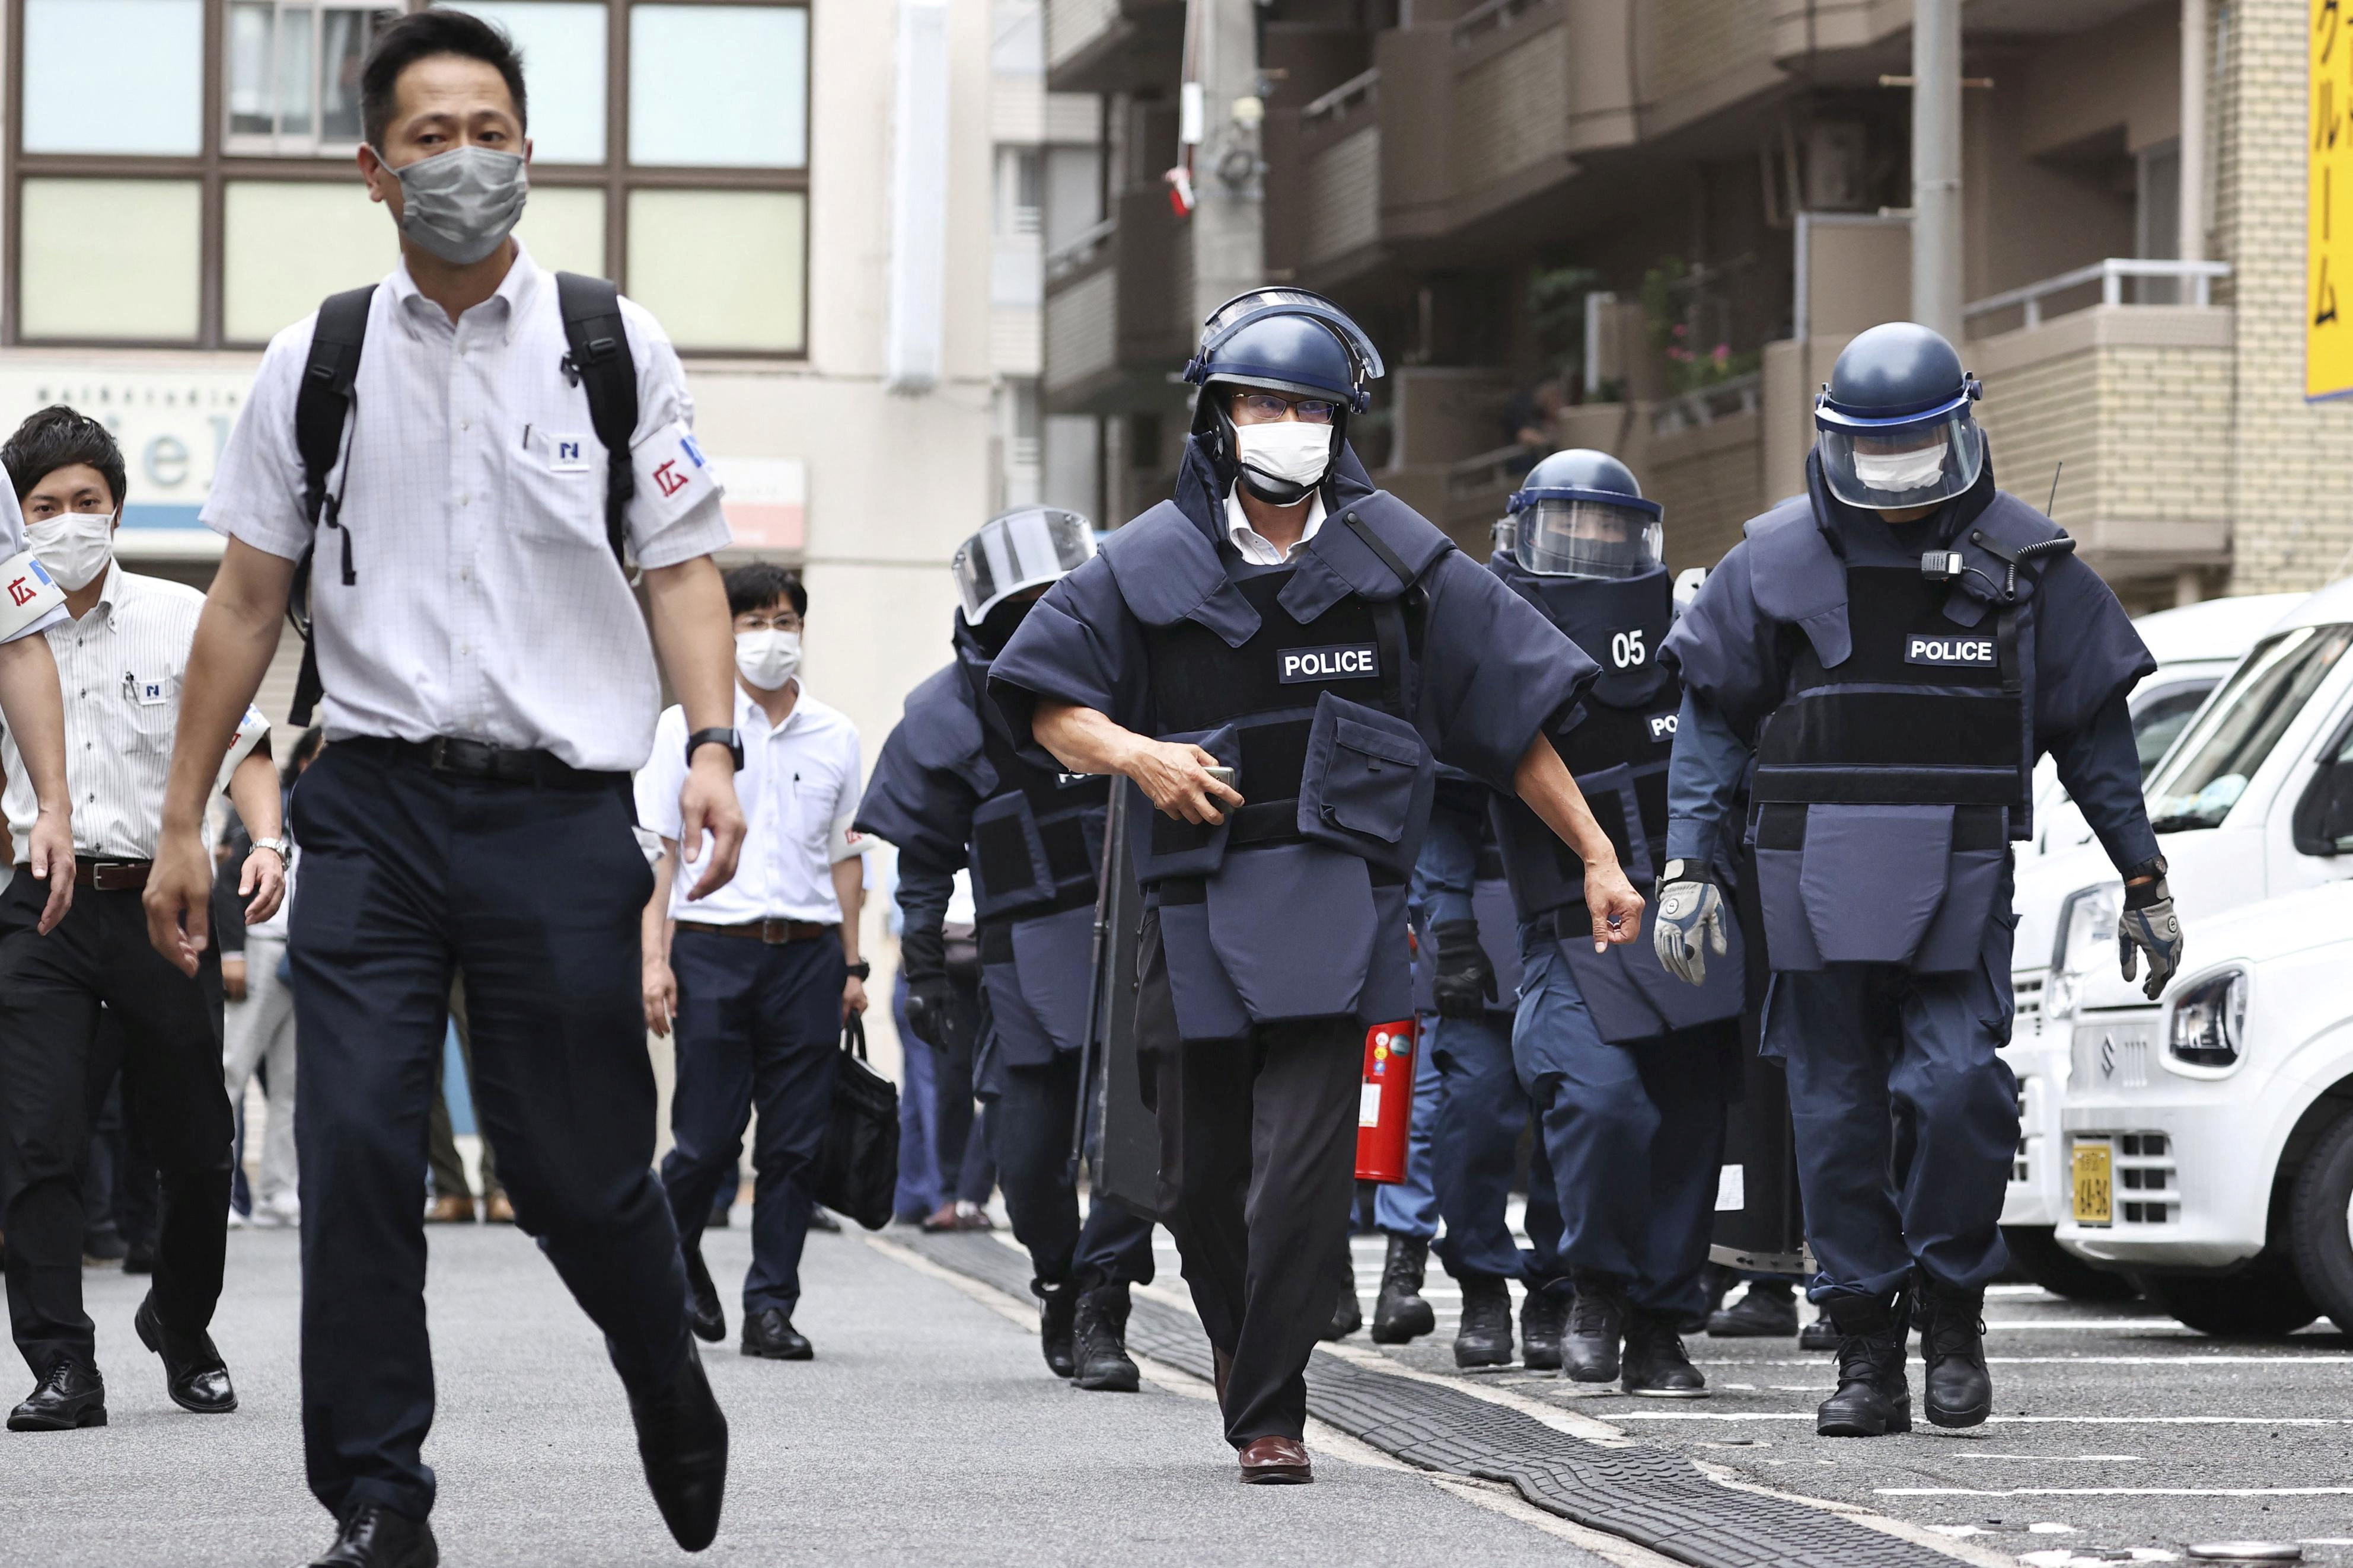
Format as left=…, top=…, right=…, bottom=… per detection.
left=1356, top=1018, right=1418, bottom=1183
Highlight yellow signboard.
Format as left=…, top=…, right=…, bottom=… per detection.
left=2313, top=1, right=2353, bottom=399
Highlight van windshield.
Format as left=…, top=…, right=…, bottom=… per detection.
left=2144, top=624, right=2353, bottom=832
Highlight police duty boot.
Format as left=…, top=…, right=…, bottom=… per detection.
left=628, top=1343, right=729, bottom=1551
left=1370, top=1234, right=1437, bottom=1345
left=1453, top=1273, right=1515, bottom=1368
left=307, top=1502, right=439, bottom=1568
left=1520, top=1280, right=1570, bottom=1371
left=1560, top=1273, right=1628, bottom=1384
left=1815, top=1293, right=1913, bottom=1438
left=7, top=1359, right=106, bottom=1430
left=739, top=1307, right=814, bottom=1361
left=135, top=1294, right=236, bottom=1414
left=1035, top=1279, right=1079, bottom=1378
left=1912, top=1279, right=1993, bottom=1429
left=1070, top=1283, right=1141, bottom=1392
left=1707, top=1279, right=1799, bottom=1338
left=1798, top=1312, right=1842, bottom=1352
left=682, top=1240, right=726, bottom=1345
left=1619, top=1307, right=1709, bottom=1397
left=1324, top=1268, right=1364, bottom=1341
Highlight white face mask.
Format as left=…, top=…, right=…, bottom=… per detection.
left=1851, top=444, right=1947, bottom=493
left=25, top=509, right=114, bottom=591
left=735, top=628, right=801, bottom=691
left=1233, top=420, right=1334, bottom=490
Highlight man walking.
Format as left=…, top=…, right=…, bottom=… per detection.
left=141, top=14, right=745, bottom=1565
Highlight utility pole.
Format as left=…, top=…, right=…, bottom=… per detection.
left=1187, top=0, right=1265, bottom=328
left=2178, top=0, right=2208, bottom=267
left=1910, top=0, right=1963, bottom=339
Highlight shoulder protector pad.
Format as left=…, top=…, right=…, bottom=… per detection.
left=899, top=664, right=994, bottom=793
left=1280, top=490, right=1454, bottom=624
left=1743, top=499, right=1851, bottom=668
left=1939, top=490, right=2071, bottom=626
left=1099, top=501, right=1262, bottom=647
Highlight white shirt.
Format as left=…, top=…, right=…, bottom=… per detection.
left=1223, top=487, right=1327, bottom=566
left=2, top=561, right=269, bottom=863
left=634, top=683, right=866, bottom=925
left=202, top=241, right=732, bottom=773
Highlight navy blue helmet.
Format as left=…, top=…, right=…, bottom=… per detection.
left=1813, top=321, right=1985, bottom=510
left=1507, top=449, right=1663, bottom=579
left=1185, top=288, right=1385, bottom=504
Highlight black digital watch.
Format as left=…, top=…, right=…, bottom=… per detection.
left=686, top=727, right=744, bottom=771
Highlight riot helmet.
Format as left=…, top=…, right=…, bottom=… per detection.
left=952, top=506, right=1095, bottom=650
left=1184, top=288, right=1385, bottom=506
left=1506, top=449, right=1663, bottom=579
left=1813, top=321, right=1985, bottom=511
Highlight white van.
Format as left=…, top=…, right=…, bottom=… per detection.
left=1998, top=580, right=2353, bottom=1300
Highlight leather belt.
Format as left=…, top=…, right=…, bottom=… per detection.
left=675, top=918, right=837, bottom=945
left=346, top=734, right=625, bottom=791
left=15, top=858, right=152, bottom=891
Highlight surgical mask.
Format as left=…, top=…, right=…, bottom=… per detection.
left=735, top=628, right=802, bottom=691
left=1851, top=444, right=1947, bottom=493
left=379, top=145, right=529, bottom=266
left=1233, top=420, right=1334, bottom=490
left=25, top=509, right=113, bottom=591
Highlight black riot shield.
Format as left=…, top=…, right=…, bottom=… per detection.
left=1710, top=842, right=1809, bottom=1275
left=1073, top=783, right=1160, bottom=1219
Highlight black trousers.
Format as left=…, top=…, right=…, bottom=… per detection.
left=288, top=742, right=690, bottom=1523
left=930, top=972, right=997, bottom=1206
left=993, top=1053, right=1157, bottom=1292
left=0, top=878, right=230, bottom=1377
left=1139, top=910, right=1360, bottom=1447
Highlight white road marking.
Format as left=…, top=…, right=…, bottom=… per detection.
left=1692, top=1356, right=2353, bottom=1366
left=1940, top=1454, right=2147, bottom=1462
left=1878, top=1487, right=2353, bottom=1497
left=2028, top=1522, right=2080, bottom=1534
left=1617, top=1413, right=2353, bottom=1425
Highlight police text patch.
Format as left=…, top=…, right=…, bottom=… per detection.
left=1647, top=711, right=1679, bottom=742
left=1904, top=633, right=1997, bottom=669
left=1277, top=643, right=1380, bottom=684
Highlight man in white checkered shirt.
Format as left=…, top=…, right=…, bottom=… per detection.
left=140, top=14, right=747, bottom=1567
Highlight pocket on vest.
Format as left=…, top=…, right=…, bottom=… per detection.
left=1297, top=694, right=1434, bottom=874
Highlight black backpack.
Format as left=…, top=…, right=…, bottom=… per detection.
left=286, top=271, right=640, bottom=725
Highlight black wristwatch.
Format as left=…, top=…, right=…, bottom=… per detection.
left=686, top=727, right=744, bottom=771
left=845, top=960, right=872, bottom=981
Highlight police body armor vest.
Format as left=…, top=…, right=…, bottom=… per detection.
left=1487, top=561, right=1745, bottom=1042
left=1098, top=490, right=1450, bottom=1042
left=1741, top=489, right=2051, bottom=973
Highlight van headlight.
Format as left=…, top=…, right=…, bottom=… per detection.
left=2167, top=968, right=2249, bottom=1067
left=2045, top=883, right=2121, bottom=1023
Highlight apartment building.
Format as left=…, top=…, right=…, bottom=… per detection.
left=1044, top=0, right=2353, bottom=610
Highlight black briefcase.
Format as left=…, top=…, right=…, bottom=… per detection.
left=811, top=1015, right=900, bottom=1232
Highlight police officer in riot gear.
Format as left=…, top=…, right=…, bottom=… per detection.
left=1658, top=322, right=2182, bottom=1437
left=1487, top=450, right=1745, bottom=1397
left=988, top=288, right=1646, bottom=1484
left=856, top=509, right=1158, bottom=1391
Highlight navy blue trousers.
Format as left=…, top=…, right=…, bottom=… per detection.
left=1429, top=1008, right=1563, bottom=1283
left=1370, top=1013, right=1443, bottom=1241
left=1513, top=931, right=1727, bottom=1316
left=992, top=1052, right=1157, bottom=1289
left=289, top=742, right=690, bottom=1524
left=1767, top=909, right=2020, bottom=1302
left=660, top=929, right=844, bottom=1316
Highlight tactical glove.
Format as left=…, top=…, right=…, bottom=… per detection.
left=2118, top=865, right=2183, bottom=1001
left=1429, top=919, right=1497, bottom=1019
left=903, top=973, right=967, bottom=1052
left=1653, top=860, right=1727, bottom=987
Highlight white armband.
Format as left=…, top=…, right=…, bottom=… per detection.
left=216, top=703, right=270, bottom=796
left=0, top=552, right=66, bottom=641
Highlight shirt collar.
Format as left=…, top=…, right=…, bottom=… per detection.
left=1222, top=486, right=1327, bottom=564
left=736, top=677, right=808, bottom=736
left=386, top=238, right=541, bottom=345
left=82, top=558, right=126, bottom=627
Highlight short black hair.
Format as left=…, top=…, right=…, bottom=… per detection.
left=724, top=563, right=805, bottom=619
left=2, top=405, right=126, bottom=509
left=361, top=9, right=528, bottom=151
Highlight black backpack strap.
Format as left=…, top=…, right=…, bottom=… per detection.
left=554, top=271, right=640, bottom=568
left=288, top=284, right=377, bottom=725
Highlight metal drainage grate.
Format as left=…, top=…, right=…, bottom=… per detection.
left=900, top=1230, right=1955, bottom=1568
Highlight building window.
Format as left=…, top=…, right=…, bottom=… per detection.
left=7, top=0, right=810, bottom=354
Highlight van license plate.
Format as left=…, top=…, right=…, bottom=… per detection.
left=2071, top=1140, right=2114, bottom=1226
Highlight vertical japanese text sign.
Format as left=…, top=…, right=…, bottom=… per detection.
left=2313, top=1, right=2353, bottom=399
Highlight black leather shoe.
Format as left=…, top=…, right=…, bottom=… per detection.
left=1561, top=1273, right=1627, bottom=1384
left=1322, top=1268, right=1363, bottom=1342
left=1370, top=1234, right=1437, bottom=1345
left=7, top=1359, right=106, bottom=1431
left=135, top=1294, right=236, bottom=1414
left=807, top=1207, right=842, bottom=1234
left=1708, top=1280, right=1799, bottom=1338
left=628, top=1345, right=729, bottom=1552
left=740, top=1307, right=812, bottom=1361
left=122, top=1237, right=157, bottom=1276
left=1520, top=1280, right=1570, bottom=1371
left=1036, top=1280, right=1078, bottom=1378
left=308, top=1502, right=438, bottom=1567
left=1816, top=1292, right=1912, bottom=1437
left=1071, top=1284, right=1140, bottom=1392
left=1799, top=1313, right=1841, bottom=1352
left=1453, top=1273, right=1514, bottom=1368
left=1913, top=1278, right=1992, bottom=1429
left=681, top=1241, right=725, bottom=1345
left=1621, top=1307, right=1708, bottom=1397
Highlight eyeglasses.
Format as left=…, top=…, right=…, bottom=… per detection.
left=1230, top=392, right=1340, bottom=426
left=736, top=611, right=803, bottom=633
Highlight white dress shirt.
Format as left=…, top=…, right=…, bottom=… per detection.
left=1223, top=487, right=1327, bottom=566
left=202, top=241, right=732, bottom=773
left=634, top=682, right=866, bottom=925
left=2, top=561, right=269, bottom=863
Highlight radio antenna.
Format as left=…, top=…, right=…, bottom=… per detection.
left=2046, top=461, right=2064, bottom=516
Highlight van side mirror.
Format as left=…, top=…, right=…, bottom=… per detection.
left=2292, top=752, right=2353, bottom=856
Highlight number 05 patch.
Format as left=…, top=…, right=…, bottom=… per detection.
left=631, top=421, right=724, bottom=523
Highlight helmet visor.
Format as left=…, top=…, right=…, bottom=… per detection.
left=1518, top=499, right=1664, bottom=579
left=1816, top=414, right=1984, bottom=510
left=953, top=507, right=1095, bottom=624
left=1196, top=288, right=1386, bottom=381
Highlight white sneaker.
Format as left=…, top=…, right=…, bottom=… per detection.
left=249, top=1194, right=301, bottom=1230
left=225, top=1206, right=248, bottom=1229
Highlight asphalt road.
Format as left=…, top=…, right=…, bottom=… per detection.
left=0, top=1219, right=1609, bottom=1568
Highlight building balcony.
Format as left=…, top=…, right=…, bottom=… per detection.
left=1040, top=190, right=1194, bottom=414
left=1044, top=0, right=1182, bottom=96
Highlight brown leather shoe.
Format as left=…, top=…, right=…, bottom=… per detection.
left=483, top=1191, right=516, bottom=1225
left=424, top=1195, right=476, bottom=1224
left=1237, top=1435, right=1312, bottom=1484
